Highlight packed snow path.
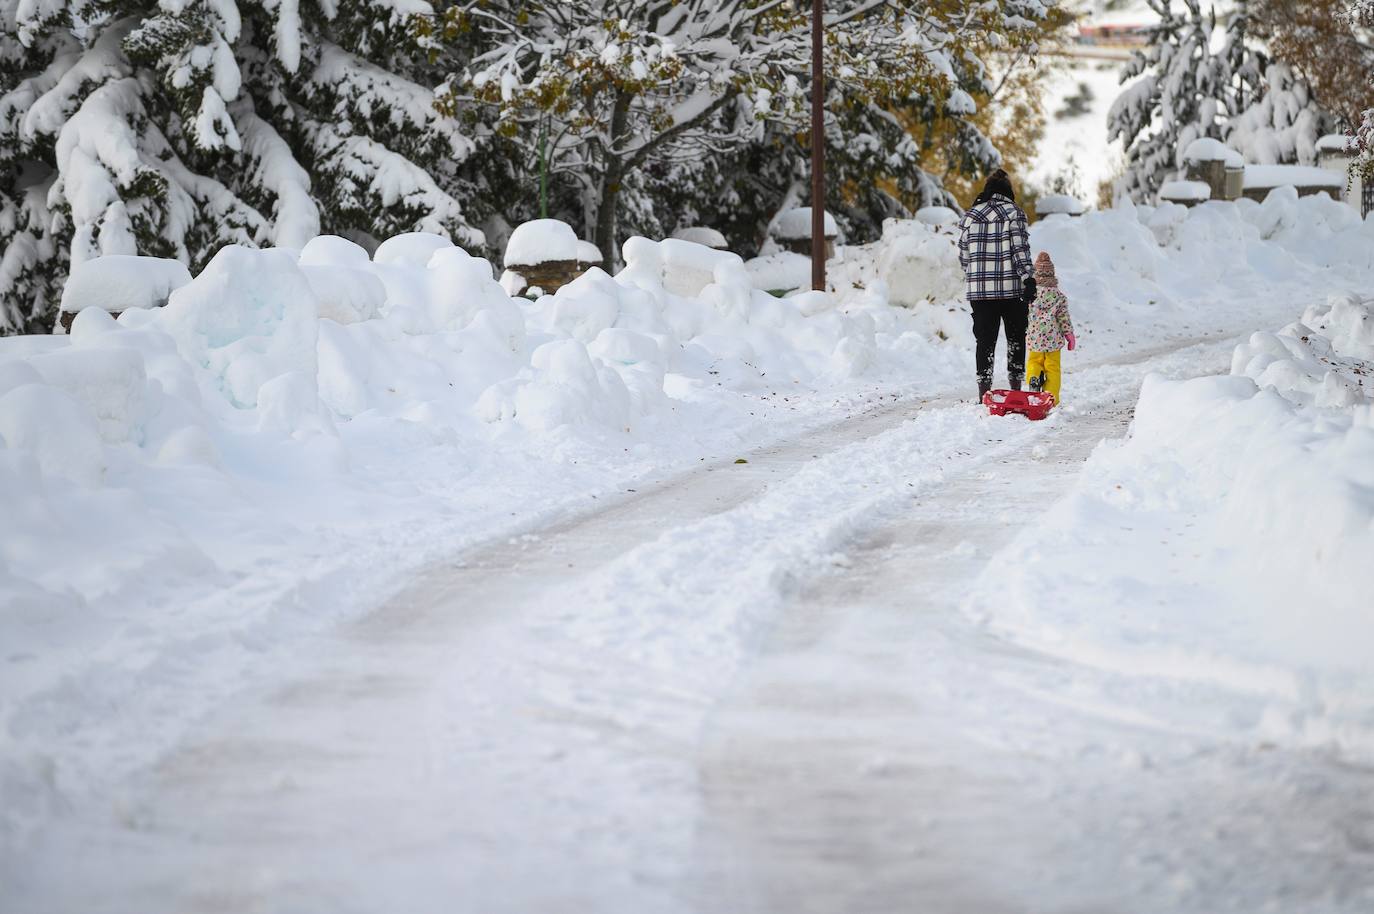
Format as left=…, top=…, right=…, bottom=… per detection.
left=7, top=337, right=1374, bottom=914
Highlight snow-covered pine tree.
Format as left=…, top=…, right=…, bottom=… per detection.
left=430, top=0, right=1050, bottom=266
left=0, top=0, right=482, bottom=334
left=1227, top=63, right=1337, bottom=165
left=1107, top=0, right=1244, bottom=201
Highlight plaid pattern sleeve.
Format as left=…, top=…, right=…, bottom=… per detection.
left=957, top=196, right=1035, bottom=302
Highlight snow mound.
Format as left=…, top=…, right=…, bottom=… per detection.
left=299, top=235, right=371, bottom=267
left=505, top=219, right=579, bottom=267
left=972, top=296, right=1374, bottom=765
left=59, top=255, right=192, bottom=316
left=156, top=245, right=320, bottom=410
left=299, top=265, right=386, bottom=325
left=0, top=383, right=106, bottom=486
left=373, top=232, right=454, bottom=268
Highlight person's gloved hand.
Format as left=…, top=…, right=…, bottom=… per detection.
left=1065, top=332, right=1077, bottom=351
left=1022, top=277, right=1037, bottom=304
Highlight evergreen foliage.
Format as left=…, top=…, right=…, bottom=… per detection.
left=0, top=0, right=480, bottom=333
left=2, top=0, right=1056, bottom=331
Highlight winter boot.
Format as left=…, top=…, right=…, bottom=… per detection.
left=1028, top=370, right=1047, bottom=393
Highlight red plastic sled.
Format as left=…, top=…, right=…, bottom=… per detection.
left=983, top=389, right=1056, bottom=420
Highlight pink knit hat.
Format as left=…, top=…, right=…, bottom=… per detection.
left=1034, top=251, right=1058, bottom=288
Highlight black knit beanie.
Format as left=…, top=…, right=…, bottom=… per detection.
left=977, top=169, right=1016, bottom=204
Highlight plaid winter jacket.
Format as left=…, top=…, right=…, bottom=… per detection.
left=956, top=195, right=1034, bottom=302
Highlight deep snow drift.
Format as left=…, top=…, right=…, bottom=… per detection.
left=2, top=193, right=1374, bottom=862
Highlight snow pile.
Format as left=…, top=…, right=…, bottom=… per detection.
left=156, top=246, right=322, bottom=411
left=0, top=233, right=904, bottom=616
left=827, top=218, right=966, bottom=311
left=970, top=295, right=1374, bottom=763
left=1232, top=295, right=1374, bottom=408
left=298, top=236, right=386, bottom=325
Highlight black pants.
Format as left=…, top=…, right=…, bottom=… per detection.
left=971, top=298, right=1028, bottom=393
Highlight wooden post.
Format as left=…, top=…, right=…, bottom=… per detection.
left=810, top=0, right=825, bottom=292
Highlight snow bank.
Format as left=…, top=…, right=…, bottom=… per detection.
left=155, top=245, right=321, bottom=410
left=970, top=296, right=1374, bottom=764
left=827, top=219, right=966, bottom=311
left=1030, top=192, right=1374, bottom=356
left=0, top=229, right=903, bottom=596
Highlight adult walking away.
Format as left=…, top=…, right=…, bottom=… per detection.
left=957, top=169, right=1036, bottom=399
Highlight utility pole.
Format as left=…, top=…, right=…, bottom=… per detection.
left=810, top=0, right=825, bottom=292
left=539, top=117, right=549, bottom=219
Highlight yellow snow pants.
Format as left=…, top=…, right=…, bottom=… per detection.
left=1025, top=349, right=1062, bottom=402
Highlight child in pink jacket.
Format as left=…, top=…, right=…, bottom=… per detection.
left=1025, top=252, right=1076, bottom=402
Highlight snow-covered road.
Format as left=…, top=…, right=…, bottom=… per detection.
left=10, top=329, right=1370, bottom=914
